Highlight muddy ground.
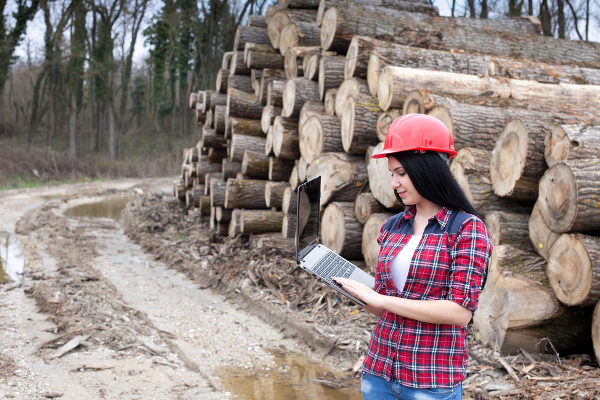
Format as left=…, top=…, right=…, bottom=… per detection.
left=1, top=179, right=600, bottom=399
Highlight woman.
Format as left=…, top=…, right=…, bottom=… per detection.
left=334, top=114, right=492, bottom=400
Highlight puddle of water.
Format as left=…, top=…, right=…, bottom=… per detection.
left=216, top=350, right=362, bottom=400
left=0, top=232, right=26, bottom=283
left=64, top=197, right=131, bottom=220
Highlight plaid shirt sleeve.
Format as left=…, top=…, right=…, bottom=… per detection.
left=447, top=216, right=492, bottom=312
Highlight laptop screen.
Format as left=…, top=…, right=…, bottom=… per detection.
left=296, top=176, right=321, bottom=259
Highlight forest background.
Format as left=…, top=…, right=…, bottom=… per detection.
left=0, top=0, right=598, bottom=188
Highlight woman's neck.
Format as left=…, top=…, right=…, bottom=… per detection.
left=412, top=202, right=442, bottom=235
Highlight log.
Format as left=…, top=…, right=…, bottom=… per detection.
left=229, top=51, right=250, bottom=76
left=324, top=89, right=337, bottom=116
left=227, top=88, right=264, bottom=119
left=594, top=301, right=600, bottom=364
left=334, top=78, right=369, bottom=120
left=244, top=43, right=285, bottom=70
left=228, top=209, right=243, bottom=237
left=261, top=105, right=282, bottom=134
left=282, top=77, right=321, bottom=118
left=317, top=0, right=439, bottom=25
left=288, top=164, right=301, bottom=190
left=547, top=233, right=600, bottom=306
left=229, top=134, right=267, bottom=162
left=362, top=212, right=394, bottom=273
left=298, top=100, right=326, bottom=130
left=195, top=102, right=206, bottom=125
left=199, top=195, right=211, bottom=217
left=528, top=200, right=560, bottom=261
left=269, top=157, right=294, bottom=181
left=227, top=116, right=263, bottom=137
left=297, top=157, right=308, bottom=182
left=280, top=0, right=320, bottom=8
left=376, top=109, right=402, bottom=141
left=545, top=124, right=600, bottom=168
left=189, top=92, right=198, bottom=109
left=215, top=69, right=229, bottom=93
left=210, top=178, right=227, bottom=208
left=538, top=162, right=600, bottom=233
left=341, top=94, right=381, bottom=154
left=490, top=119, right=549, bottom=201
left=284, top=46, right=319, bottom=79
left=241, top=150, right=270, bottom=179
left=344, top=36, right=371, bottom=80
left=355, top=192, right=388, bottom=225
left=281, top=213, right=297, bottom=239
left=266, top=79, right=286, bottom=107
left=302, top=52, right=320, bottom=81
left=366, top=143, right=404, bottom=209
left=321, top=202, right=363, bottom=259
left=377, top=65, right=600, bottom=114
left=222, top=159, right=242, bottom=180
left=203, top=173, right=221, bottom=195
left=195, top=161, right=221, bottom=184
left=279, top=21, right=321, bottom=56
left=272, top=116, right=300, bottom=160
left=320, top=6, right=541, bottom=54
left=224, top=178, right=270, bottom=209
left=265, top=180, right=288, bottom=209
left=227, top=74, right=254, bottom=93
left=473, top=243, right=564, bottom=353
left=484, top=211, right=530, bottom=247
left=299, top=114, right=344, bottom=164
left=282, top=186, right=298, bottom=215
left=233, top=25, right=270, bottom=51
left=265, top=125, right=275, bottom=156
left=307, top=152, right=368, bottom=207
left=221, top=52, right=233, bottom=70
left=200, top=128, right=226, bottom=150
left=450, top=147, right=527, bottom=215
left=240, top=210, right=284, bottom=234
left=213, top=105, right=227, bottom=135
left=173, top=179, right=186, bottom=201
left=318, top=54, right=345, bottom=100
left=202, top=90, right=227, bottom=113
left=259, top=69, right=287, bottom=104
left=248, top=15, right=268, bottom=28
left=267, top=9, right=318, bottom=49
left=215, top=207, right=232, bottom=223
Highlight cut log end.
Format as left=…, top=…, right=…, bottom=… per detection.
left=490, top=119, right=528, bottom=198
left=320, top=8, right=337, bottom=51
left=538, top=163, right=577, bottom=233
left=544, top=125, right=570, bottom=168
left=547, top=234, right=593, bottom=306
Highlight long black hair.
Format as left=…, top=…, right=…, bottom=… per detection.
left=389, top=150, right=480, bottom=218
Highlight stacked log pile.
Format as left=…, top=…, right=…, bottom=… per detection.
left=180, top=0, right=600, bottom=361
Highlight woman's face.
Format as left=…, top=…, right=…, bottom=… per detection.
left=387, top=156, right=425, bottom=207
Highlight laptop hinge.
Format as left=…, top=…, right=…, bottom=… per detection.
left=297, top=243, right=318, bottom=263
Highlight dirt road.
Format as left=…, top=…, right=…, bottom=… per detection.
left=0, top=179, right=360, bottom=399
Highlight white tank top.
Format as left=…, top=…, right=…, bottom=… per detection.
left=390, top=235, right=421, bottom=292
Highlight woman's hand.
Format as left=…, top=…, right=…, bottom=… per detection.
left=333, top=277, right=384, bottom=309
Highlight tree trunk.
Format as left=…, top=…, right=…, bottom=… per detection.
left=318, top=54, right=345, bottom=100
left=265, top=181, right=289, bottom=209
left=362, top=212, right=394, bottom=272
left=528, top=200, right=560, bottom=261
left=344, top=36, right=372, bottom=80
left=378, top=66, right=600, bottom=114
left=245, top=44, right=285, bottom=70
left=366, top=143, right=404, bottom=209
left=233, top=25, right=271, bottom=51
left=269, top=157, right=295, bottom=181
left=228, top=209, right=243, bottom=237
left=485, top=211, right=530, bottom=247
left=547, top=233, right=600, bottom=306
left=259, top=69, right=286, bottom=104
left=215, top=69, right=229, bottom=93
left=280, top=0, right=320, bottom=8
left=538, top=162, right=600, bottom=233
left=355, top=192, right=389, bottom=225
left=266, top=79, right=286, bottom=107
left=284, top=46, right=319, bottom=79
left=195, top=161, right=221, bottom=184
left=242, top=150, right=270, bottom=179
left=267, top=9, right=318, bottom=49
left=307, top=152, right=368, bottom=207
left=240, top=210, right=284, bottom=234
left=229, top=51, right=251, bottom=76
left=341, top=95, right=381, bottom=154
left=545, top=124, right=600, bottom=168
left=222, top=159, right=242, bottom=179
left=229, top=134, right=267, bottom=162
left=261, top=105, right=282, bottom=134
left=299, top=101, right=325, bottom=130
left=282, top=186, right=298, bottom=214
left=214, top=105, right=227, bottom=134
left=299, top=114, right=344, bottom=164
left=227, top=88, right=264, bottom=120
left=282, top=77, right=321, bottom=118
left=225, top=178, right=270, bottom=209
left=321, top=202, right=364, bottom=259
left=227, top=116, right=263, bottom=137
left=279, top=21, right=321, bottom=56
left=281, top=213, right=297, bottom=239
left=317, top=0, right=440, bottom=25
left=210, top=178, right=228, bottom=208
left=334, top=78, right=369, bottom=120
left=227, top=74, right=254, bottom=94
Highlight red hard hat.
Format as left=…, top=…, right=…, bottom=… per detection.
left=371, top=114, right=457, bottom=159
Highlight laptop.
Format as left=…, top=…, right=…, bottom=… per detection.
left=296, top=176, right=375, bottom=306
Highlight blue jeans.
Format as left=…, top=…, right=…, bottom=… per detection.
left=361, top=371, right=462, bottom=400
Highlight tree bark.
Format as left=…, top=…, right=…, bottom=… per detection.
left=376, top=109, right=402, bottom=141
left=362, top=212, right=394, bottom=272
left=267, top=9, right=318, bottom=49
left=214, top=105, right=227, bottom=134
left=195, top=161, right=222, bottom=184
left=259, top=69, right=286, bottom=104
left=281, top=213, right=297, bottom=239
left=244, top=43, right=285, bottom=70
left=266, top=79, right=286, bottom=107
left=324, top=89, right=337, bottom=116
left=281, top=0, right=320, bottom=8
left=210, top=178, right=228, bottom=208
left=318, top=54, right=346, bottom=100
left=485, top=211, right=530, bottom=247
left=321, top=202, right=364, bottom=259
left=222, top=159, right=242, bottom=179
left=282, top=186, right=298, bottom=214
left=299, top=114, right=344, bottom=164
left=273, top=116, right=300, bottom=160
left=341, top=95, right=381, bottom=154
left=594, top=301, right=600, bottom=364
left=547, top=233, right=600, bottom=306
left=528, top=200, right=560, bottom=261
left=229, top=51, right=251, bottom=76
left=279, top=21, right=322, bottom=56
left=241, top=150, right=270, bottom=179
left=227, top=74, right=254, bottom=94
left=261, top=105, right=282, bottom=134
left=233, top=25, right=271, bottom=51
left=229, top=134, right=267, bottom=162
left=240, top=210, right=284, bottom=234
left=299, top=100, right=326, bottom=130
left=227, top=88, right=264, bottom=119
left=269, top=157, right=295, bottom=181
left=317, top=0, right=440, bottom=25
left=307, top=152, right=368, bottom=207
left=227, top=116, right=263, bottom=137
left=334, top=78, right=370, bottom=120
left=282, top=77, right=321, bottom=118
left=265, top=181, right=289, bottom=209
left=224, top=178, right=270, bottom=209
left=284, top=46, right=319, bottom=79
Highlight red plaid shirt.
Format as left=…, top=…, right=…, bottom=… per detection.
left=363, top=206, right=492, bottom=388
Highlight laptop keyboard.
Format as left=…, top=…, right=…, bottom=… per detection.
left=312, top=251, right=353, bottom=282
